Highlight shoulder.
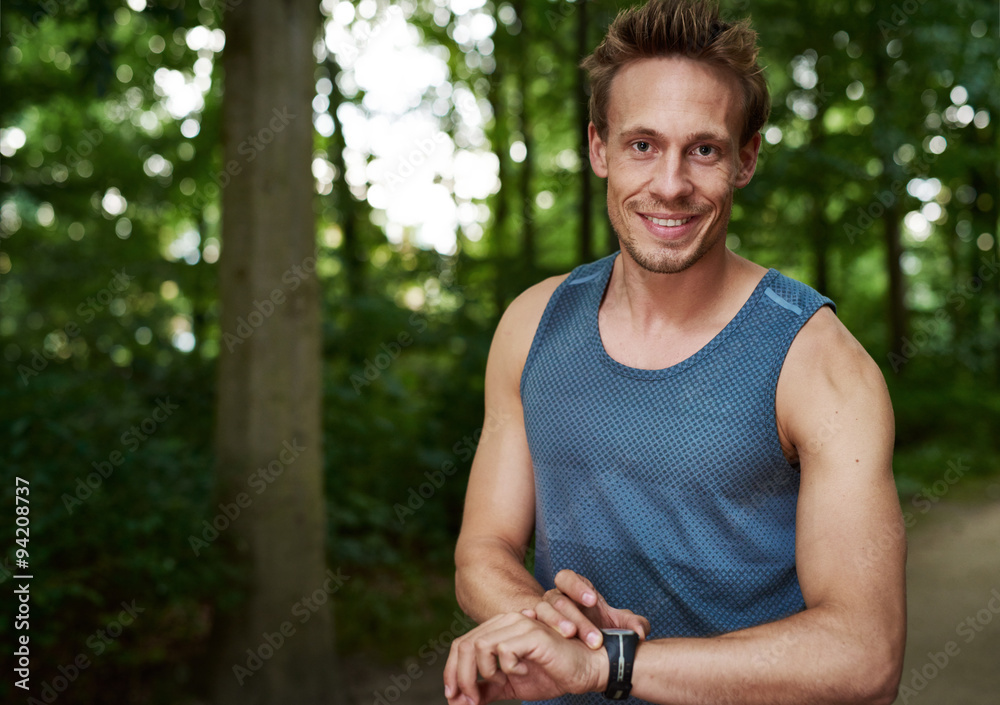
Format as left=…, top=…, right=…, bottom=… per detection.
left=499, top=274, right=570, bottom=335
left=765, top=269, right=834, bottom=314
left=784, top=306, right=884, bottom=391
left=489, top=254, right=616, bottom=387
left=776, top=306, right=893, bottom=461
left=487, top=273, right=571, bottom=391
left=494, top=251, right=621, bottom=356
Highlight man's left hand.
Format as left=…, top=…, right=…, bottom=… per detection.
left=536, top=569, right=650, bottom=648
left=443, top=611, right=608, bottom=705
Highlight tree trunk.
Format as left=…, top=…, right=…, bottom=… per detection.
left=213, top=2, right=335, bottom=704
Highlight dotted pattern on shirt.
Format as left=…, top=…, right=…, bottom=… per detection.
left=520, top=253, right=835, bottom=705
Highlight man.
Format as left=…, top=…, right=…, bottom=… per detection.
left=444, top=1, right=906, bottom=704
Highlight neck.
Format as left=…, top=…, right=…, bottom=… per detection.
left=607, top=243, right=754, bottom=331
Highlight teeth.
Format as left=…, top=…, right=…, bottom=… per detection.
left=648, top=216, right=692, bottom=227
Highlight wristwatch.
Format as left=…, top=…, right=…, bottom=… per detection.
left=601, top=628, right=639, bottom=700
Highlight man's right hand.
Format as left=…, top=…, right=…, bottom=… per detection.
left=532, top=569, right=651, bottom=649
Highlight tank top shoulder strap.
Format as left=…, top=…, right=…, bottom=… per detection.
left=520, top=253, right=617, bottom=396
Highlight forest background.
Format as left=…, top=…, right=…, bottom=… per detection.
left=1, top=0, right=998, bottom=703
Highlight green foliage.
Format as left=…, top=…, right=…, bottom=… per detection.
left=1, top=0, right=998, bottom=702
left=0, top=359, right=236, bottom=702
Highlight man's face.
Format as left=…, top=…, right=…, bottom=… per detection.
left=589, top=56, right=761, bottom=274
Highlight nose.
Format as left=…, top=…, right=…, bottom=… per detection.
left=647, top=151, right=695, bottom=204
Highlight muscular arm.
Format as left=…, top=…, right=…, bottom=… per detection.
left=453, top=274, right=652, bottom=645
left=454, top=276, right=566, bottom=622
left=446, top=307, right=906, bottom=705
left=622, top=307, right=906, bottom=704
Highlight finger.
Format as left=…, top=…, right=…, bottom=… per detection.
left=461, top=619, right=537, bottom=701
left=520, top=608, right=536, bottom=619
left=604, top=608, right=650, bottom=640
left=492, top=621, right=555, bottom=688
left=455, top=636, right=482, bottom=705
left=533, top=600, right=578, bottom=638
left=618, top=611, right=649, bottom=640
left=631, top=614, right=652, bottom=640
left=445, top=614, right=506, bottom=701
left=543, top=592, right=603, bottom=648
left=475, top=639, right=499, bottom=683
left=495, top=630, right=567, bottom=686
left=444, top=634, right=463, bottom=700
left=446, top=687, right=481, bottom=705
left=554, top=569, right=598, bottom=608
left=497, top=640, right=531, bottom=676
left=474, top=619, right=540, bottom=679
left=446, top=681, right=485, bottom=705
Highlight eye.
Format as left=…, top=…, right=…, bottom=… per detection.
left=634, top=141, right=651, bottom=153
left=695, top=145, right=717, bottom=157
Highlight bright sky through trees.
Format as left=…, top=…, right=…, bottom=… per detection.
left=321, top=0, right=499, bottom=254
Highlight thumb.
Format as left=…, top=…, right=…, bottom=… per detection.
left=626, top=614, right=650, bottom=640
left=554, top=569, right=599, bottom=608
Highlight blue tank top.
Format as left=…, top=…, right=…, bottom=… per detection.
left=520, top=254, right=834, bottom=705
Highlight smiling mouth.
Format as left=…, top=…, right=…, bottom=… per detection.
left=643, top=215, right=692, bottom=227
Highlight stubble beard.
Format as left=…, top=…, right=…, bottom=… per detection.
left=609, top=198, right=732, bottom=275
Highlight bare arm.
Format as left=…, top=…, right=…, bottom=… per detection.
left=453, top=276, right=566, bottom=622
left=453, top=273, right=650, bottom=642
left=609, top=307, right=906, bottom=704
left=447, top=307, right=907, bottom=705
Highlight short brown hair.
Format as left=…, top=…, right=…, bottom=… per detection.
left=582, top=0, right=770, bottom=146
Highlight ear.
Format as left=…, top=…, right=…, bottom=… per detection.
left=734, top=132, right=761, bottom=189
left=588, top=122, right=609, bottom=178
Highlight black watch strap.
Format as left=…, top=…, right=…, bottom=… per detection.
left=601, top=629, right=639, bottom=700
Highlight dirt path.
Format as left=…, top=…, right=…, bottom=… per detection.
left=893, top=493, right=1000, bottom=704
left=348, top=492, right=1000, bottom=705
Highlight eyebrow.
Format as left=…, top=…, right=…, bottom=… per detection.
left=617, top=125, right=730, bottom=144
